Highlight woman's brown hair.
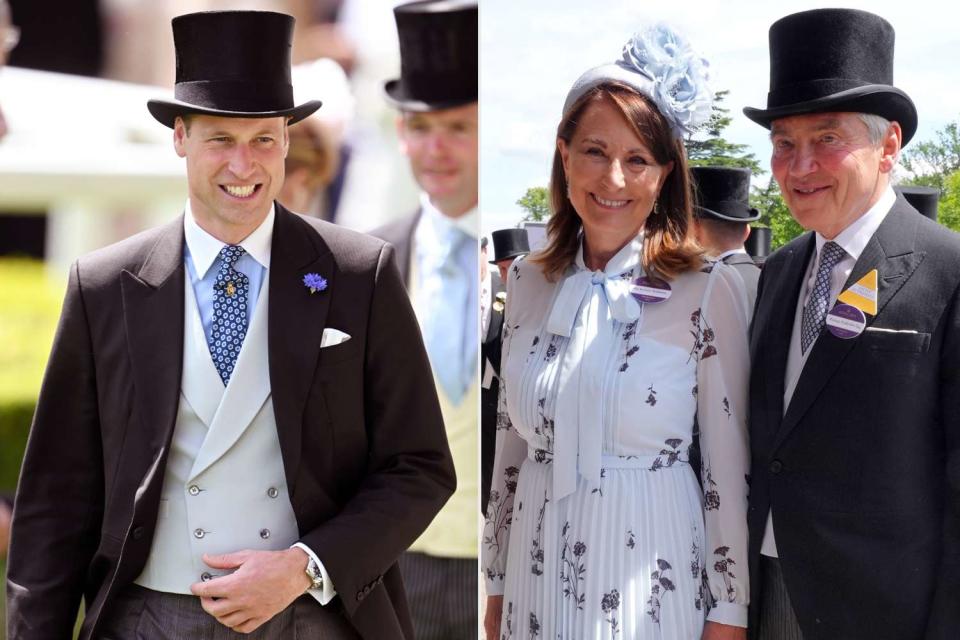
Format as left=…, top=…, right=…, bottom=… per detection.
left=531, top=82, right=701, bottom=281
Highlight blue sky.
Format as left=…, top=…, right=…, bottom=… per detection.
left=480, top=0, right=960, bottom=236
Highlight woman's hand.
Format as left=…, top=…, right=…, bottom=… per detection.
left=484, top=595, right=504, bottom=640
left=702, top=621, right=747, bottom=640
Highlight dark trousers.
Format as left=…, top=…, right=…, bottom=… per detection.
left=97, top=583, right=359, bottom=640
left=757, top=556, right=805, bottom=640
left=397, top=552, right=477, bottom=640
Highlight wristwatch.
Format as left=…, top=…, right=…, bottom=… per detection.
left=305, top=556, right=324, bottom=592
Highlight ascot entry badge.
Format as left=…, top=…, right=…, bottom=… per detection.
left=630, top=276, right=672, bottom=304
left=828, top=269, right=878, bottom=340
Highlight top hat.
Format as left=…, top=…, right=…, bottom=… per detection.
left=743, top=9, right=917, bottom=146
left=147, top=11, right=322, bottom=129
left=489, top=228, right=530, bottom=264
left=895, top=185, right=940, bottom=221
left=384, top=0, right=478, bottom=111
left=691, top=167, right=760, bottom=223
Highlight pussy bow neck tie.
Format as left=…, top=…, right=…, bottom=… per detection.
left=546, top=266, right=642, bottom=499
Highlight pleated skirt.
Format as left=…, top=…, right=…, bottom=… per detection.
left=500, top=456, right=708, bottom=640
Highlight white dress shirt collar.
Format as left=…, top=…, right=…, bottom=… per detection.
left=813, top=185, right=895, bottom=263
left=417, top=193, right=479, bottom=244
left=184, top=201, right=275, bottom=277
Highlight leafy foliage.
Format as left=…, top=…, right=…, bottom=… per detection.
left=516, top=186, right=551, bottom=222
left=686, top=90, right=762, bottom=174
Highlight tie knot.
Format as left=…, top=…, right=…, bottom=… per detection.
left=219, top=245, right=246, bottom=269
left=820, top=241, right=845, bottom=271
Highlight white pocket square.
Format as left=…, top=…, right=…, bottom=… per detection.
left=320, top=328, right=351, bottom=348
left=864, top=327, right=919, bottom=334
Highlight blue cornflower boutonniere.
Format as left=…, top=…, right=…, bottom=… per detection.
left=303, top=272, right=328, bottom=294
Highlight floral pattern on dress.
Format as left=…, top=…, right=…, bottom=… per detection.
left=650, top=438, right=685, bottom=471
left=646, top=558, right=676, bottom=626
left=601, top=589, right=622, bottom=636
left=560, top=521, right=587, bottom=610
left=530, top=492, right=548, bottom=577
left=713, top=546, right=738, bottom=602
left=485, top=465, right=520, bottom=577
left=687, top=309, right=718, bottom=363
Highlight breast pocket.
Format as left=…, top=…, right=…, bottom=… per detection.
left=860, top=328, right=931, bottom=353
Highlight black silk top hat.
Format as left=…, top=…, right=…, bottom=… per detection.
left=490, top=228, right=530, bottom=264
left=691, top=167, right=761, bottom=223
left=384, top=0, right=478, bottom=111
left=743, top=8, right=918, bottom=146
left=895, top=185, right=940, bottom=221
left=147, top=11, right=322, bottom=129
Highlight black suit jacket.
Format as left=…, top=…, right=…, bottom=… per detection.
left=6, top=204, right=455, bottom=640
left=747, top=197, right=960, bottom=640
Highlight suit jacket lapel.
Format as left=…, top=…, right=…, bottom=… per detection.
left=121, top=217, right=185, bottom=455
left=775, top=201, right=923, bottom=450
left=396, top=210, right=419, bottom=288
left=268, top=204, right=335, bottom=494
left=755, top=235, right=814, bottom=441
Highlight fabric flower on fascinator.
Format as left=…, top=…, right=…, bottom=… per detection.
left=619, top=24, right=712, bottom=136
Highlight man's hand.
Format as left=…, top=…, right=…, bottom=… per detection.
left=484, top=595, right=503, bottom=640
left=190, top=547, right=311, bottom=634
left=702, top=621, right=747, bottom=640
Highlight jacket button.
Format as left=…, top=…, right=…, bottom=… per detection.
left=188, top=485, right=201, bottom=496
left=260, top=528, right=271, bottom=540
left=769, top=460, right=783, bottom=474
left=201, top=572, right=213, bottom=582
left=194, top=528, right=206, bottom=539
left=132, top=526, right=144, bottom=540
left=267, top=487, right=279, bottom=499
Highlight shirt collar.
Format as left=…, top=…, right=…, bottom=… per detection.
left=573, top=231, right=644, bottom=277
left=183, top=200, right=274, bottom=278
left=814, top=185, right=895, bottom=262
left=418, top=193, right=479, bottom=241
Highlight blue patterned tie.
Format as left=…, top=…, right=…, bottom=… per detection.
left=208, top=245, right=249, bottom=385
left=800, top=241, right=846, bottom=353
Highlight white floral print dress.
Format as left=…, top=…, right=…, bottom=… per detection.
left=483, top=234, right=750, bottom=639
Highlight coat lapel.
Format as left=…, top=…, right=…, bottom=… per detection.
left=774, top=201, right=923, bottom=450
left=755, top=235, right=814, bottom=440
left=121, top=217, right=185, bottom=455
left=268, top=205, right=335, bottom=494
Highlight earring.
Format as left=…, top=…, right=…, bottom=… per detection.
left=566, top=180, right=571, bottom=200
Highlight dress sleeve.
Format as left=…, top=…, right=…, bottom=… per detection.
left=482, top=261, right=528, bottom=595
left=695, top=263, right=751, bottom=627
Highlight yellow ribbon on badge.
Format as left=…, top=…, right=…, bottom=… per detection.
left=838, top=269, right=878, bottom=315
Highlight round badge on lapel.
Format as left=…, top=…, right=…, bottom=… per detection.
left=629, top=276, right=672, bottom=304
left=826, top=303, right=866, bottom=339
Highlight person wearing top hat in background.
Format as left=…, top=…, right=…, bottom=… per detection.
left=5, top=10, right=454, bottom=640
left=691, top=166, right=762, bottom=316
left=743, top=8, right=960, bottom=640
left=480, top=229, right=530, bottom=511
left=895, top=185, right=940, bottom=221
left=369, top=2, right=479, bottom=638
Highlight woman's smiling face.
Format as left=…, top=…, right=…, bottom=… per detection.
left=558, top=96, right=673, bottom=248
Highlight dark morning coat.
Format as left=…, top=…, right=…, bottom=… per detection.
left=6, top=204, right=456, bottom=640
left=747, top=196, right=960, bottom=640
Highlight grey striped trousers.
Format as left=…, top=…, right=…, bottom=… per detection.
left=757, top=556, right=805, bottom=640
left=397, top=552, right=477, bottom=640
left=97, top=584, right=359, bottom=640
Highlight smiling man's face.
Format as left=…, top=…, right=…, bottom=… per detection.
left=175, top=114, right=289, bottom=244
left=770, top=112, right=899, bottom=239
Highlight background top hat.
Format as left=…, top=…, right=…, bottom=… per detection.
left=895, top=185, right=940, bottom=221
left=384, top=0, right=478, bottom=111
left=743, top=8, right=918, bottom=146
left=490, top=228, right=530, bottom=264
left=691, top=166, right=761, bottom=223
left=147, top=11, right=322, bottom=129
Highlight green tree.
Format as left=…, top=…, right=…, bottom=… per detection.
left=750, top=176, right=804, bottom=250
left=901, top=121, right=960, bottom=192
left=685, top=90, right=762, bottom=174
left=517, top=186, right=551, bottom=221
left=937, top=169, right=960, bottom=232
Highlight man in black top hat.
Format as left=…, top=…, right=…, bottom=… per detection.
left=5, top=10, right=454, bottom=640
left=370, top=2, right=478, bottom=639
left=690, top=166, right=762, bottom=314
left=743, top=8, right=960, bottom=640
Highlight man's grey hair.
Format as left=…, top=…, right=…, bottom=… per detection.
left=859, top=113, right=893, bottom=145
